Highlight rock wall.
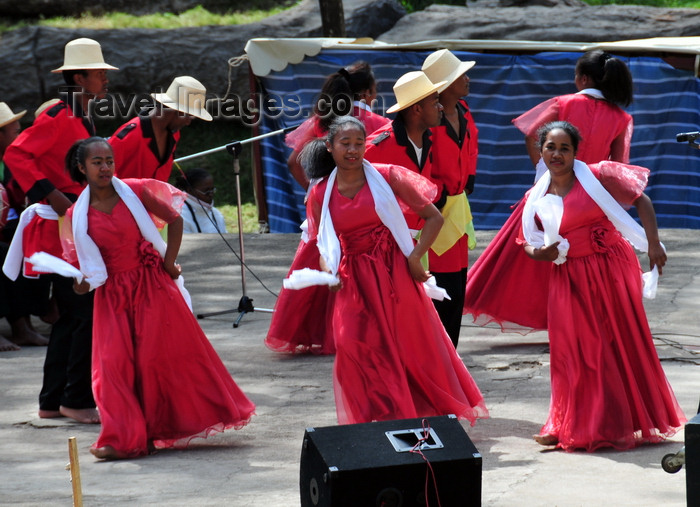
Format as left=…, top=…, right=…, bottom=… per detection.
left=2, top=0, right=700, bottom=115
left=1, top=0, right=405, bottom=114
left=379, top=3, right=700, bottom=43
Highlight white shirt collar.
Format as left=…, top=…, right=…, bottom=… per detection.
left=577, top=88, right=605, bottom=99
left=353, top=100, right=372, bottom=112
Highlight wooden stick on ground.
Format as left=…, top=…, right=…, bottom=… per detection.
left=67, top=436, right=83, bottom=507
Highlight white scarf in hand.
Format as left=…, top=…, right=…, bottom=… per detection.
left=2, top=204, right=57, bottom=280
left=285, top=160, right=449, bottom=301
left=72, top=177, right=192, bottom=308
left=522, top=159, right=662, bottom=298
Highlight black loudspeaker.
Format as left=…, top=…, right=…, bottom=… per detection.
left=299, top=414, right=482, bottom=507
left=687, top=411, right=700, bottom=507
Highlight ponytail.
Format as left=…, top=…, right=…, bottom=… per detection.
left=575, top=50, right=633, bottom=107
left=314, top=72, right=354, bottom=132
left=300, top=139, right=334, bottom=180
left=313, top=61, right=378, bottom=132
left=598, top=56, right=633, bottom=107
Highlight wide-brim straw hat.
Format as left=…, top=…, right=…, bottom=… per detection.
left=34, top=98, right=61, bottom=119
left=0, top=102, right=26, bottom=129
left=152, top=76, right=213, bottom=121
left=421, top=49, right=475, bottom=94
left=51, top=38, right=118, bottom=73
left=386, top=71, right=447, bottom=114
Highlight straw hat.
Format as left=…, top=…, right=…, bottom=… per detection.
left=0, top=102, right=26, bottom=129
left=52, top=38, right=118, bottom=73
left=34, top=98, right=61, bottom=119
left=386, top=71, right=446, bottom=114
left=421, top=49, right=475, bottom=94
left=152, top=76, right=213, bottom=121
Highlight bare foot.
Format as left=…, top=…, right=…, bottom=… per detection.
left=11, top=329, right=49, bottom=347
left=38, top=409, right=62, bottom=418
left=0, top=335, right=20, bottom=351
left=90, top=445, right=128, bottom=460
left=10, top=317, right=49, bottom=346
left=59, top=406, right=101, bottom=424
left=533, top=433, right=558, bottom=446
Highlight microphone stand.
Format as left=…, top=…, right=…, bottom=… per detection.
left=174, top=125, right=297, bottom=327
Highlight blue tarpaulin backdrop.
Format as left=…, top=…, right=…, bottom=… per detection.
left=254, top=49, right=700, bottom=233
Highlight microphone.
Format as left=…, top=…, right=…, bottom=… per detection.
left=676, top=131, right=700, bottom=142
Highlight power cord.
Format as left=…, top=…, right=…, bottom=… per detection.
left=409, top=419, right=443, bottom=507
left=173, top=161, right=280, bottom=299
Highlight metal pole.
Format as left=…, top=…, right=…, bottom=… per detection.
left=193, top=141, right=275, bottom=326
left=173, top=125, right=298, bottom=164
left=177, top=125, right=297, bottom=326
left=234, top=156, right=247, bottom=298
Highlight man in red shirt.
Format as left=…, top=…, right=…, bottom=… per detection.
left=364, top=71, right=445, bottom=232
left=110, top=75, right=212, bottom=182
left=3, top=38, right=117, bottom=423
left=422, top=49, right=479, bottom=347
left=0, top=102, right=53, bottom=352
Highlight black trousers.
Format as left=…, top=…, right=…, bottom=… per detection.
left=39, top=276, right=95, bottom=411
left=0, top=242, right=51, bottom=320
left=431, top=268, right=468, bottom=348
left=5, top=273, right=51, bottom=319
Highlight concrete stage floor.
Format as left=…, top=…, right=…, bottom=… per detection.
left=1, top=230, right=698, bottom=506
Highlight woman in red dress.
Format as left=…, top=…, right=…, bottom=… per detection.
left=474, top=121, right=685, bottom=451
left=266, top=61, right=390, bottom=355
left=514, top=49, right=634, bottom=177
left=61, top=137, right=255, bottom=459
left=465, top=50, right=635, bottom=328
left=299, top=116, right=488, bottom=425
left=285, top=61, right=390, bottom=191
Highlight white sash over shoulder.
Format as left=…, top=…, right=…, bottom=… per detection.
left=522, top=159, right=662, bottom=298
left=284, top=160, right=449, bottom=301
left=72, top=177, right=192, bottom=308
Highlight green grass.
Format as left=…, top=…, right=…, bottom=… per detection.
left=3, top=0, right=697, bottom=32
left=169, top=120, right=258, bottom=208
left=219, top=203, right=265, bottom=233
left=0, top=4, right=297, bottom=33
left=41, top=5, right=290, bottom=29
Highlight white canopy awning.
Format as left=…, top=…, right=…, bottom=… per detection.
left=245, top=36, right=700, bottom=77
